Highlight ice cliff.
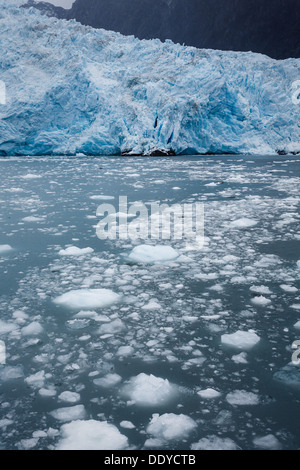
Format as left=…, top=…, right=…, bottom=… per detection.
left=0, top=0, right=299, bottom=156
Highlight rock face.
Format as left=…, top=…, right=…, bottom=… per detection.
left=1, top=1, right=300, bottom=156
left=28, top=0, right=300, bottom=60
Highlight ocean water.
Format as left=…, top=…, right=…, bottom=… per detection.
left=0, top=155, right=299, bottom=450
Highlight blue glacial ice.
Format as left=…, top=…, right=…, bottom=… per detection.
left=0, top=0, right=299, bottom=156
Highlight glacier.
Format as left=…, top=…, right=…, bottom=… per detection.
left=0, top=0, right=300, bottom=156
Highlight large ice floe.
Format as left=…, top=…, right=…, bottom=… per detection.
left=0, top=0, right=300, bottom=156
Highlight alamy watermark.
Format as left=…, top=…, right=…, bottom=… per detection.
left=0, top=340, right=6, bottom=365
left=96, top=196, right=204, bottom=246
left=0, top=80, right=6, bottom=105
left=292, top=80, right=300, bottom=105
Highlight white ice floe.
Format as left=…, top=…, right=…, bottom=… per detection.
left=197, top=388, right=221, bottom=399
left=0, top=319, right=18, bottom=335
left=21, top=321, right=43, bottom=336
left=0, top=366, right=24, bottom=382
left=191, top=435, right=239, bottom=450
left=93, top=373, right=122, bottom=388
left=56, top=420, right=128, bottom=450
left=98, top=319, right=126, bottom=335
left=54, top=289, right=121, bottom=310
left=0, top=245, right=13, bottom=254
left=116, top=346, right=134, bottom=357
left=231, top=352, right=248, bottom=364
left=120, top=421, right=135, bottom=429
left=90, top=195, right=115, bottom=201
left=253, top=434, right=282, bottom=450
left=123, top=373, right=177, bottom=406
left=146, top=413, right=197, bottom=441
left=221, top=330, right=260, bottom=350
left=280, top=284, right=298, bottom=293
left=294, top=321, right=300, bottom=330
left=58, top=246, right=94, bottom=257
left=230, top=218, right=258, bottom=229
left=226, top=390, right=260, bottom=406
left=127, top=245, right=179, bottom=263
left=25, top=371, right=46, bottom=389
left=21, top=174, right=42, bottom=179
left=49, top=405, right=86, bottom=422
left=291, top=304, right=300, bottom=310
left=39, top=388, right=57, bottom=398
left=251, top=295, right=271, bottom=306
left=58, top=391, right=81, bottom=404
left=250, top=285, right=272, bottom=295
left=22, top=216, right=45, bottom=222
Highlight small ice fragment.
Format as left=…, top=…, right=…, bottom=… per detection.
left=0, top=245, right=13, bottom=254
left=226, top=390, right=259, bottom=406
left=197, top=388, right=221, bottom=399
left=57, top=420, right=128, bottom=450
left=120, top=421, right=135, bottom=429
left=127, top=245, right=179, bottom=263
left=191, top=435, right=239, bottom=450
left=123, top=373, right=177, bottom=407
left=147, top=413, right=197, bottom=441
left=93, top=373, right=122, bottom=388
left=54, top=289, right=121, bottom=310
left=58, top=391, right=81, bottom=404
left=253, top=434, right=282, bottom=450
left=49, top=405, right=86, bottom=422
left=21, top=322, right=43, bottom=336
left=58, top=246, right=94, bottom=257
left=230, top=218, right=257, bottom=229
left=221, top=330, right=260, bottom=350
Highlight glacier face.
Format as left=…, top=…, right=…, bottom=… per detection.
left=0, top=1, right=299, bottom=156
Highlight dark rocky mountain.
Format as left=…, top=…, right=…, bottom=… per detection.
left=26, top=0, right=300, bottom=59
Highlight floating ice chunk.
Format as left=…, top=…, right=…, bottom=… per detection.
left=49, top=405, right=86, bottom=422
left=221, top=330, right=260, bottom=350
left=0, top=319, right=18, bottom=335
left=0, top=419, right=13, bottom=429
left=123, top=373, right=177, bottom=406
left=21, top=322, right=43, bottom=336
left=147, top=413, right=197, bottom=441
left=297, top=260, right=300, bottom=269
left=93, top=373, right=122, bottom=388
left=116, top=346, right=134, bottom=357
left=144, top=438, right=164, bottom=448
left=127, top=245, right=179, bottom=263
left=98, top=319, right=125, bottom=335
left=90, top=195, right=115, bottom=201
left=58, top=246, right=94, bottom=257
left=226, top=390, right=259, bottom=406
left=0, top=245, right=13, bottom=254
left=0, top=366, right=24, bottom=382
left=250, top=285, right=272, bottom=295
left=253, top=434, right=282, bottom=450
left=191, top=435, right=239, bottom=450
left=22, top=216, right=45, bottom=222
left=291, top=304, right=300, bottom=310
left=25, top=371, right=45, bottom=389
left=19, top=438, right=39, bottom=450
left=273, top=363, right=300, bottom=386
left=58, top=391, right=81, bottom=404
left=197, top=388, right=221, bottom=399
left=54, top=289, right=121, bottom=310
left=230, top=218, right=258, bottom=229
left=120, top=421, right=135, bottom=429
left=21, top=174, right=42, bottom=179
left=294, top=321, right=300, bottom=330
left=39, top=388, right=57, bottom=398
left=280, top=284, right=298, bottom=293
left=231, top=352, right=248, bottom=364
left=56, top=420, right=128, bottom=450
left=251, top=295, right=271, bottom=306
left=142, top=300, right=162, bottom=310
